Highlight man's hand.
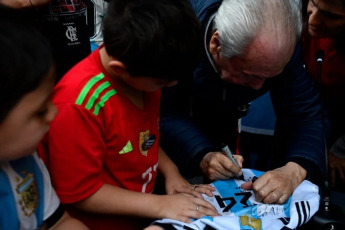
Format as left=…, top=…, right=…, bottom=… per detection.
left=241, top=162, right=306, bottom=204
left=200, top=151, right=243, bottom=180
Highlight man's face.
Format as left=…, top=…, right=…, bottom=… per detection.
left=211, top=32, right=294, bottom=90
left=307, top=0, right=345, bottom=38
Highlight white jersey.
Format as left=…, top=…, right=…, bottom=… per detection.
left=153, top=169, right=320, bottom=230
left=0, top=153, right=60, bottom=230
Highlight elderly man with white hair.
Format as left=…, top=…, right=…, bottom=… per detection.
left=160, top=0, right=324, bottom=205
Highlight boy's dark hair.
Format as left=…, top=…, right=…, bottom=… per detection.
left=0, top=6, right=53, bottom=122
left=103, top=0, right=202, bottom=80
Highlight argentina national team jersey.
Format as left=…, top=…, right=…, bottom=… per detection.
left=0, top=153, right=60, bottom=230
left=152, top=169, right=320, bottom=230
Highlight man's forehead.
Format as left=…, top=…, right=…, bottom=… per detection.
left=313, top=0, right=345, bottom=16
left=238, top=37, right=291, bottom=77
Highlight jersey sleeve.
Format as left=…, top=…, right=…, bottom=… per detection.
left=32, top=153, right=60, bottom=221
left=43, top=103, right=106, bottom=203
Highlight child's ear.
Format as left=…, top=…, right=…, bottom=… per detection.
left=108, top=60, right=127, bottom=76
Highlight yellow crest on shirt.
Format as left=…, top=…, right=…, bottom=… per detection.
left=240, top=215, right=261, bottom=230
left=16, top=172, right=38, bottom=217
left=139, top=130, right=156, bottom=156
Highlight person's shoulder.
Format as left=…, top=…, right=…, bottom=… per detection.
left=189, top=0, right=221, bottom=20
left=53, top=53, right=107, bottom=104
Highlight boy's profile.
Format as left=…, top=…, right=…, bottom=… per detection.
left=38, top=0, right=219, bottom=229
left=0, top=7, right=88, bottom=230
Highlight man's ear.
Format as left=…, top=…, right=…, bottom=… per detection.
left=209, top=31, right=221, bottom=56
left=108, top=60, right=127, bottom=76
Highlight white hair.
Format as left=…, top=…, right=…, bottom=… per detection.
left=213, top=0, right=302, bottom=58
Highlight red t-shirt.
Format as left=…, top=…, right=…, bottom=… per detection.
left=39, top=48, right=160, bottom=229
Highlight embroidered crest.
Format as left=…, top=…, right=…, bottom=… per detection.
left=139, top=130, right=156, bottom=156
left=240, top=215, right=261, bottom=230
left=16, top=172, right=39, bottom=217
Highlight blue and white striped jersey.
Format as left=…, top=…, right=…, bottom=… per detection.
left=152, top=169, right=320, bottom=230
left=0, top=153, right=60, bottom=230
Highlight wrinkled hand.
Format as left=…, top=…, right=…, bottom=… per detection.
left=241, top=162, right=306, bottom=204
left=200, top=151, right=244, bottom=180
left=329, top=151, right=345, bottom=185
left=165, top=171, right=215, bottom=198
left=158, top=193, right=220, bottom=223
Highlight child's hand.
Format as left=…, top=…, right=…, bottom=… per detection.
left=158, top=193, right=220, bottom=223
left=165, top=172, right=214, bottom=198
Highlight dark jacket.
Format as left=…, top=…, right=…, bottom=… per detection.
left=160, top=0, right=325, bottom=183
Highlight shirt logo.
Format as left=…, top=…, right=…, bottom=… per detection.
left=16, top=172, right=38, bottom=217
left=66, top=25, right=78, bottom=42
left=119, top=141, right=133, bottom=154
left=139, top=130, right=156, bottom=156
left=240, top=215, right=261, bottom=230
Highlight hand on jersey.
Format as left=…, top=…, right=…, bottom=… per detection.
left=164, top=169, right=215, bottom=198
left=158, top=193, right=220, bottom=223
left=200, top=151, right=244, bottom=180
left=241, top=162, right=306, bottom=204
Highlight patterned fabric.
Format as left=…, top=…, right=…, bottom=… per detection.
left=0, top=153, right=60, bottom=230
left=151, top=169, right=320, bottom=230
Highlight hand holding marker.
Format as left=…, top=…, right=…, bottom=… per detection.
left=221, top=144, right=244, bottom=180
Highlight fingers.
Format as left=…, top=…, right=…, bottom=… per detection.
left=171, top=196, right=220, bottom=223
left=192, top=184, right=215, bottom=197
left=189, top=198, right=219, bottom=219
left=251, top=171, right=293, bottom=204
left=219, top=154, right=243, bottom=176
left=240, top=181, right=253, bottom=190
left=233, top=154, right=244, bottom=168
left=261, top=187, right=290, bottom=204
left=171, top=183, right=215, bottom=199
left=212, top=169, right=235, bottom=181
left=201, top=152, right=242, bottom=180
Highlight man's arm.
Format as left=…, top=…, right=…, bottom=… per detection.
left=270, top=41, right=324, bottom=184
left=241, top=42, right=324, bottom=204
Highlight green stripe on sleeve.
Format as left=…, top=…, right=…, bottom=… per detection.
left=93, top=89, right=117, bottom=115
left=85, top=81, right=111, bottom=110
left=75, top=73, right=105, bottom=105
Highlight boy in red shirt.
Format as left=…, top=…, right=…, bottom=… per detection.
left=38, top=0, right=219, bottom=229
